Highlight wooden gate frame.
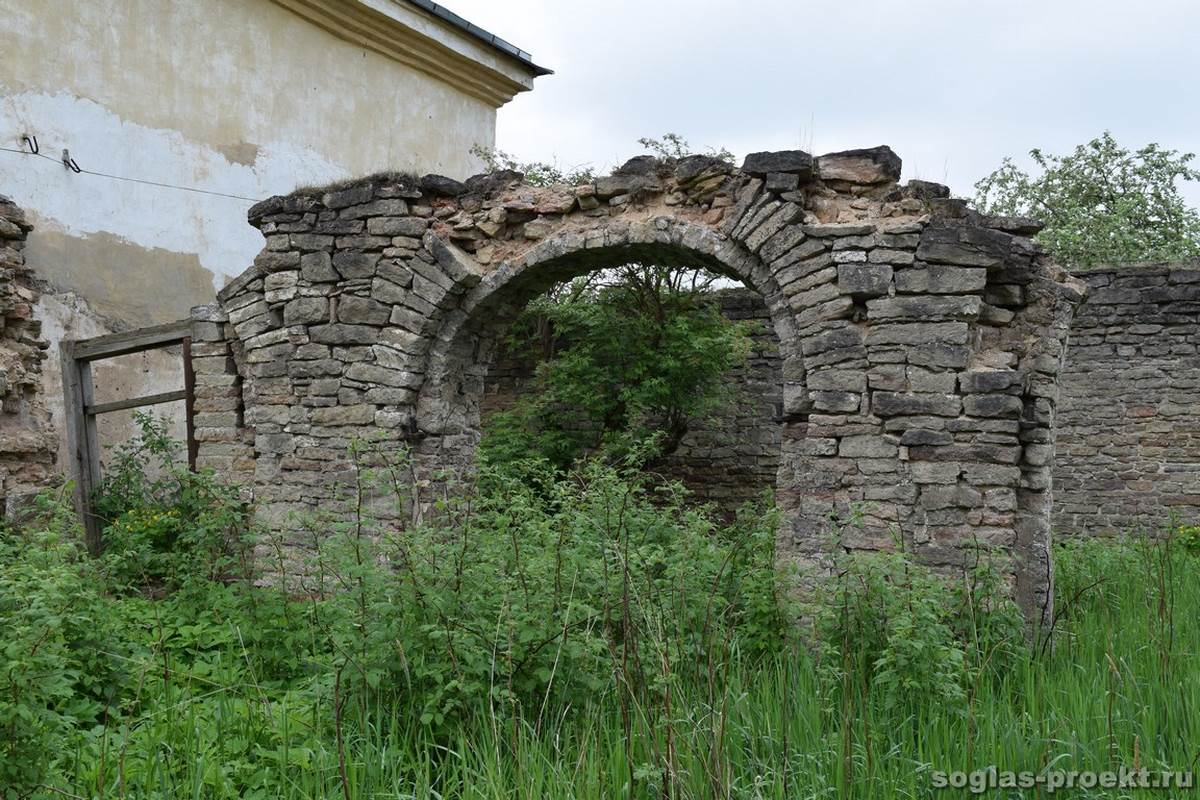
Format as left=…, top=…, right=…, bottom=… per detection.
left=60, top=320, right=196, bottom=557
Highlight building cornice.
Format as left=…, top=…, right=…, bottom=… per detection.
left=271, top=0, right=540, bottom=107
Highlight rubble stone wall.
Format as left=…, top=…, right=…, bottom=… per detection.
left=192, top=145, right=1087, bottom=625
left=1054, top=262, right=1200, bottom=535
left=0, top=197, right=56, bottom=514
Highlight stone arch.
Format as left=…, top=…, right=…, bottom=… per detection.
left=189, top=146, right=1086, bottom=624
left=414, top=215, right=800, bottom=446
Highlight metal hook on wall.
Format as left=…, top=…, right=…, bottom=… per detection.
left=21, top=134, right=38, bottom=154
left=61, top=148, right=81, bottom=174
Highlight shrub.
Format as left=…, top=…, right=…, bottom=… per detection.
left=813, top=545, right=1027, bottom=716
left=288, top=446, right=790, bottom=730
left=478, top=274, right=752, bottom=471
left=0, top=496, right=128, bottom=796
left=95, top=413, right=254, bottom=590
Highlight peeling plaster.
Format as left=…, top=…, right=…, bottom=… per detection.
left=26, top=222, right=227, bottom=325
left=1, top=89, right=348, bottom=286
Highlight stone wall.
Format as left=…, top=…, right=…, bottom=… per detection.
left=193, top=145, right=1086, bottom=625
left=481, top=288, right=782, bottom=513
left=0, top=197, right=56, bottom=514
left=1054, top=262, right=1200, bottom=535
left=483, top=260, right=1200, bottom=538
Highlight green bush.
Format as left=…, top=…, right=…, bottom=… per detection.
left=479, top=273, right=752, bottom=471
left=813, top=546, right=1027, bottom=716
left=289, top=447, right=790, bottom=730
left=0, top=498, right=128, bottom=795
left=96, top=414, right=254, bottom=590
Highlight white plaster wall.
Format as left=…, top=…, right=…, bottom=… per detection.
left=0, top=0, right=515, bottom=465
left=0, top=0, right=499, bottom=297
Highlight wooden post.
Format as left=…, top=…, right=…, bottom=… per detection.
left=60, top=341, right=103, bottom=556
left=182, top=336, right=198, bottom=470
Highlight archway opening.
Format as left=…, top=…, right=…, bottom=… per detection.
left=413, top=234, right=803, bottom=528
left=477, top=259, right=785, bottom=519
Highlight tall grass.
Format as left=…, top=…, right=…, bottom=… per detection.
left=27, top=535, right=1197, bottom=799
left=6, top=421, right=1197, bottom=798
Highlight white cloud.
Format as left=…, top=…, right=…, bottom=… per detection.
left=448, top=0, right=1200, bottom=204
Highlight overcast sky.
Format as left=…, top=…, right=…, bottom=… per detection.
left=447, top=0, right=1199, bottom=204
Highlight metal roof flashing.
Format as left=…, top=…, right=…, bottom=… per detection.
left=405, top=0, right=553, bottom=76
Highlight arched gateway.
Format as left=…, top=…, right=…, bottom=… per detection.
left=189, top=146, right=1085, bottom=625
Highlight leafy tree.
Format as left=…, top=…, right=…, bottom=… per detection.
left=480, top=270, right=750, bottom=470
left=974, top=131, right=1200, bottom=267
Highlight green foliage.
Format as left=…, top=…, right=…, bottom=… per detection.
left=469, top=143, right=597, bottom=187
left=813, top=546, right=1026, bottom=716
left=6, top=420, right=1200, bottom=797
left=975, top=131, right=1200, bottom=267
left=480, top=276, right=752, bottom=470
left=0, top=499, right=127, bottom=794
left=1174, top=522, right=1200, bottom=553
left=636, top=132, right=735, bottom=164
left=289, top=447, right=787, bottom=733
left=96, top=413, right=254, bottom=590
left=471, top=131, right=734, bottom=188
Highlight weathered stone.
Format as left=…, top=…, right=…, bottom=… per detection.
left=765, top=172, right=800, bottom=193
left=419, top=174, right=466, bottom=197
left=337, top=295, right=390, bottom=325
left=815, top=146, right=902, bottom=184
left=865, top=322, right=969, bottom=346
left=837, top=263, right=893, bottom=296
left=963, top=394, right=1023, bottom=418
left=872, top=392, right=962, bottom=417
left=866, top=296, right=981, bottom=320
left=309, top=324, right=380, bottom=345
left=300, top=251, right=339, bottom=282
left=340, top=198, right=410, bottom=220
left=367, top=217, right=428, bottom=236
left=283, top=296, right=329, bottom=325
left=311, top=404, right=377, bottom=426
left=332, top=250, right=380, bottom=279
left=741, top=150, right=814, bottom=179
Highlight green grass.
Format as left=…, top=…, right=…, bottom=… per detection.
left=34, top=537, right=1200, bottom=800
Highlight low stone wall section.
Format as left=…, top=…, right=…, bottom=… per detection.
left=1054, top=262, right=1200, bottom=535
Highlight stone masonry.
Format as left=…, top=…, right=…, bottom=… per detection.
left=1055, top=261, right=1200, bottom=535
left=0, top=196, right=56, bottom=514
left=482, top=263, right=1200, bottom=538
left=190, top=145, right=1086, bottom=625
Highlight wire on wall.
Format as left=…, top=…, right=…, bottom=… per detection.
left=0, top=143, right=265, bottom=203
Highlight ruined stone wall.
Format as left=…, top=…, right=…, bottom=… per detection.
left=0, top=197, right=56, bottom=514
left=1054, top=262, right=1200, bottom=535
left=483, top=260, right=1200, bottom=538
left=481, top=288, right=782, bottom=513
left=194, top=145, right=1085, bottom=624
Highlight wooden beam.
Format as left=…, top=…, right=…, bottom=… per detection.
left=85, top=389, right=188, bottom=416
left=182, top=337, right=198, bottom=470
left=71, top=320, right=191, bottom=362
left=61, top=341, right=104, bottom=557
